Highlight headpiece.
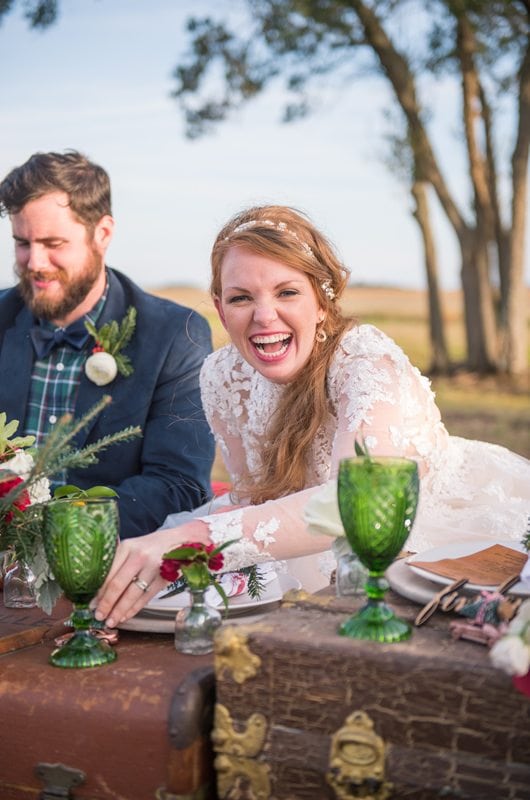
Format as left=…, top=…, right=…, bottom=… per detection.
left=225, top=218, right=314, bottom=258
left=321, top=280, right=336, bottom=301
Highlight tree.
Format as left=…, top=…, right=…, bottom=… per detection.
left=170, top=0, right=529, bottom=376
left=3, top=0, right=528, bottom=375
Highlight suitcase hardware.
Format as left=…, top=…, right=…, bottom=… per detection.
left=215, top=626, right=261, bottom=684
left=326, top=710, right=392, bottom=800
left=34, top=762, right=86, bottom=799
left=212, top=703, right=271, bottom=799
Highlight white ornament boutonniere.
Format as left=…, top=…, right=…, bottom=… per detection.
left=84, top=306, right=137, bottom=386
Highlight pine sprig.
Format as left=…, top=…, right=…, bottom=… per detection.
left=240, top=564, right=265, bottom=600
left=0, top=397, right=142, bottom=546
left=85, top=306, right=136, bottom=377
left=0, top=398, right=142, bottom=613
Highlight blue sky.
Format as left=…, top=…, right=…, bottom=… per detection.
left=0, top=0, right=525, bottom=292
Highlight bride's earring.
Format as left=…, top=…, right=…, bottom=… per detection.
left=316, top=327, right=327, bottom=343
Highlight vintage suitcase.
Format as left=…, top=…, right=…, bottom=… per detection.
left=0, top=597, right=216, bottom=800
left=212, top=588, right=530, bottom=800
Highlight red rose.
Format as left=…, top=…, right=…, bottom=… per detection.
left=0, top=475, right=30, bottom=522
left=206, top=545, right=224, bottom=573
left=160, top=559, right=181, bottom=583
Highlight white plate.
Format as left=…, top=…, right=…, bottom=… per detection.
left=407, top=539, right=529, bottom=595
left=118, top=573, right=301, bottom=633
left=386, top=558, right=444, bottom=606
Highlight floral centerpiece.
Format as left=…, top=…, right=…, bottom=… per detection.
left=160, top=541, right=234, bottom=607
left=0, top=396, right=141, bottom=613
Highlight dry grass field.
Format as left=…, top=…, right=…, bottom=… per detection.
left=150, top=285, right=530, bottom=463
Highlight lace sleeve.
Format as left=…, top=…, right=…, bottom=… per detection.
left=197, top=489, right=335, bottom=572
left=199, top=346, right=248, bottom=485
left=328, top=326, right=448, bottom=474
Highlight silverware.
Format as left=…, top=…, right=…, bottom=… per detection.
left=158, top=578, right=187, bottom=599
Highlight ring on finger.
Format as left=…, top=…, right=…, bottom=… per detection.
left=131, top=576, right=150, bottom=592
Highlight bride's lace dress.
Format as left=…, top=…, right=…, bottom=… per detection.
left=197, top=325, right=529, bottom=590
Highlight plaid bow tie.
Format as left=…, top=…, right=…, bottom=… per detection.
left=30, top=318, right=91, bottom=359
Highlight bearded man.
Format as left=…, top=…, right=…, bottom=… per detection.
left=0, top=150, right=214, bottom=538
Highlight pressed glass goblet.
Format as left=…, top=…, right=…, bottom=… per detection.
left=337, top=456, right=419, bottom=643
left=43, top=497, right=119, bottom=668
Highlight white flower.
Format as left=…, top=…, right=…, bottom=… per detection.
left=85, top=352, right=118, bottom=386
left=3, top=449, right=51, bottom=505
left=490, top=635, right=530, bottom=677
left=304, top=479, right=344, bottom=538
left=4, top=449, right=34, bottom=480
left=489, top=599, right=530, bottom=677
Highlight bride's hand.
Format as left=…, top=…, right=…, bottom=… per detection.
left=94, top=521, right=210, bottom=628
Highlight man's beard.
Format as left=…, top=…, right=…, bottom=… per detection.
left=16, top=249, right=103, bottom=322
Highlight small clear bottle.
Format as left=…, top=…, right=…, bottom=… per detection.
left=3, top=559, right=37, bottom=608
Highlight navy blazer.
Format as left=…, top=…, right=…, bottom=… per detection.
left=0, top=268, right=215, bottom=538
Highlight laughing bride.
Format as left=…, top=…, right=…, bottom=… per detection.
left=95, top=205, right=530, bottom=628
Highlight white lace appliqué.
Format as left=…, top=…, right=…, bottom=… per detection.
left=201, top=508, right=279, bottom=572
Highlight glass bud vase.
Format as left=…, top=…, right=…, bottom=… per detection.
left=335, top=552, right=369, bottom=597
left=174, top=587, right=222, bottom=655
left=3, top=559, right=37, bottom=608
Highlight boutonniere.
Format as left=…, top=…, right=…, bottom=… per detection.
left=84, top=307, right=137, bottom=386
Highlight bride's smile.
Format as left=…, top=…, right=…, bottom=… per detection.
left=214, top=246, right=325, bottom=384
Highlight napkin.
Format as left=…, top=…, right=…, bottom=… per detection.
left=303, top=479, right=344, bottom=538
left=205, top=563, right=277, bottom=607
left=409, top=544, right=527, bottom=586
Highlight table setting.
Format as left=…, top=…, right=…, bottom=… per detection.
left=118, top=566, right=301, bottom=635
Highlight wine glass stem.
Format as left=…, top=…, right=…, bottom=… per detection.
left=71, top=605, right=93, bottom=631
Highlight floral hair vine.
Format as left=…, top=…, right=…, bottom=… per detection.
left=321, top=280, right=335, bottom=300
left=226, top=219, right=314, bottom=258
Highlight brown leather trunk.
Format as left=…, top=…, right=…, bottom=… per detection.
left=212, top=589, right=530, bottom=800
left=0, top=597, right=216, bottom=800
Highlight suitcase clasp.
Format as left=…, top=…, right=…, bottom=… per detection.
left=35, top=762, right=86, bottom=799
left=327, top=710, right=392, bottom=800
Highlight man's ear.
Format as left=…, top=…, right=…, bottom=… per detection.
left=213, top=296, right=228, bottom=330
left=93, top=215, right=115, bottom=254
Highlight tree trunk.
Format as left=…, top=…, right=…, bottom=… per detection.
left=460, top=230, right=498, bottom=372
left=411, top=181, right=450, bottom=372
left=351, top=0, right=499, bottom=373
left=501, top=22, right=530, bottom=376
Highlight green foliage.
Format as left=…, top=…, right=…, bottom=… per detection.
left=354, top=437, right=371, bottom=458
left=84, top=306, right=137, bottom=377
left=53, top=484, right=119, bottom=500
left=0, top=413, right=35, bottom=458
left=240, top=564, right=265, bottom=600
left=0, top=395, right=142, bottom=559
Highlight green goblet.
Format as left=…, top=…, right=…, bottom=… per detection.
left=43, top=497, right=119, bottom=668
left=337, top=456, right=419, bottom=643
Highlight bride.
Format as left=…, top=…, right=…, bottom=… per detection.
left=95, top=205, right=530, bottom=628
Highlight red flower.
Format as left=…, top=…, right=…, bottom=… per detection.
left=513, top=671, right=530, bottom=699
left=160, top=559, right=181, bottom=583
left=205, top=544, right=224, bottom=572
left=0, top=475, right=31, bottom=522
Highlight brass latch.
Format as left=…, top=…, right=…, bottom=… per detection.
left=327, top=710, right=393, bottom=800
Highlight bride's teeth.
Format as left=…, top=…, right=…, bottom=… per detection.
left=252, top=334, right=290, bottom=344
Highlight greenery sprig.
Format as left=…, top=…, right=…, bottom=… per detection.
left=0, top=396, right=142, bottom=612
left=85, top=306, right=136, bottom=377
left=354, top=437, right=371, bottom=459
left=0, top=413, right=35, bottom=459
left=240, top=565, right=264, bottom=600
